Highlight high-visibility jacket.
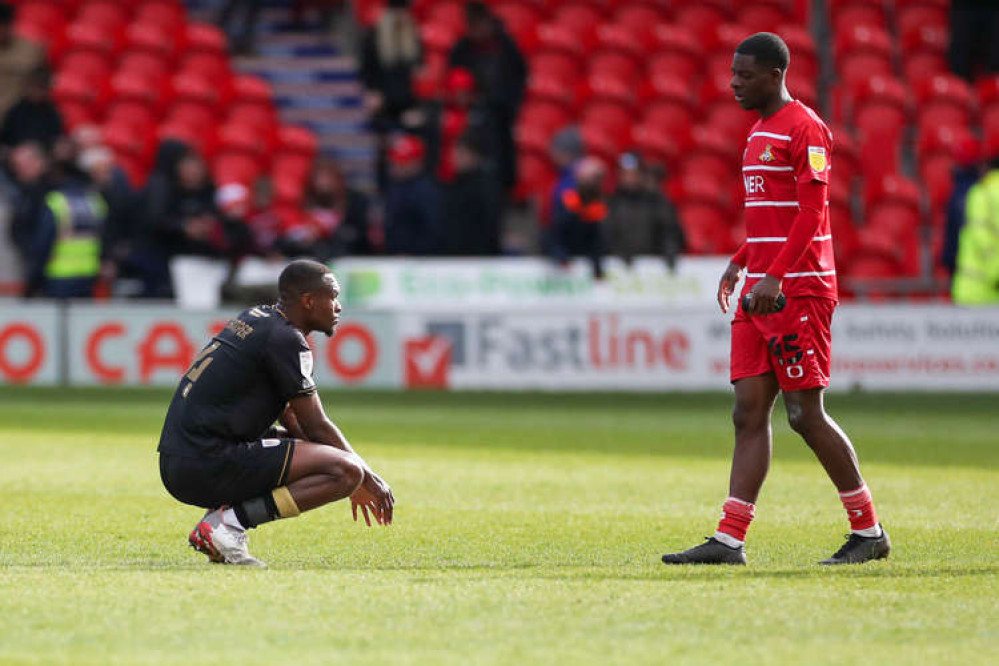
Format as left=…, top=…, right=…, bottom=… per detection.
left=43, top=189, right=107, bottom=280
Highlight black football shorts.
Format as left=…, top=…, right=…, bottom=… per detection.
left=159, top=437, right=296, bottom=509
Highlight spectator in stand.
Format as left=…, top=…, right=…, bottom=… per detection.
left=10, top=141, right=110, bottom=298
left=217, top=0, right=263, bottom=55
left=275, top=159, right=373, bottom=260
left=442, top=134, right=502, bottom=256
left=215, top=182, right=256, bottom=261
left=0, top=66, right=62, bottom=153
left=952, top=153, right=999, bottom=304
left=449, top=1, right=526, bottom=191
left=359, top=0, right=421, bottom=127
left=162, top=151, right=227, bottom=258
left=606, top=152, right=685, bottom=271
left=359, top=0, right=422, bottom=191
left=77, top=145, right=140, bottom=295
left=425, top=67, right=499, bottom=186
left=0, top=3, right=45, bottom=122
left=941, top=133, right=983, bottom=277
left=7, top=141, right=53, bottom=295
left=541, top=125, right=584, bottom=251
left=383, top=134, right=442, bottom=255
left=549, top=156, right=608, bottom=280
left=949, top=0, right=999, bottom=80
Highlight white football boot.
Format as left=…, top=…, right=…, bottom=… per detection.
left=188, top=509, right=267, bottom=568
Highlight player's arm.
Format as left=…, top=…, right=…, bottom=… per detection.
left=277, top=404, right=307, bottom=440
left=718, top=244, right=747, bottom=313
left=748, top=179, right=826, bottom=314
left=289, top=393, right=394, bottom=524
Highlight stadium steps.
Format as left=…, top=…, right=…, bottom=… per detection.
left=186, top=1, right=376, bottom=192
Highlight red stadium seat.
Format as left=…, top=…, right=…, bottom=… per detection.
left=865, top=173, right=922, bottom=220
left=902, top=51, right=949, bottom=84
left=780, top=24, right=819, bottom=82
left=593, top=23, right=649, bottom=65
left=52, top=68, right=107, bottom=116
left=217, top=120, right=271, bottom=160
left=272, top=153, right=314, bottom=188
left=551, top=3, right=603, bottom=45
left=579, top=124, right=621, bottom=167
left=226, top=105, right=279, bottom=142
left=835, top=23, right=892, bottom=64
left=171, top=71, right=223, bottom=114
left=649, top=25, right=704, bottom=83
left=631, top=123, right=683, bottom=172
left=705, top=103, right=755, bottom=144
left=535, top=22, right=585, bottom=59
left=736, top=1, right=786, bottom=33
left=679, top=202, right=737, bottom=255
left=76, top=1, right=130, bottom=33
left=213, top=153, right=263, bottom=187
left=119, top=51, right=170, bottom=83
left=830, top=2, right=887, bottom=34
left=977, top=74, right=999, bottom=109
left=586, top=51, right=642, bottom=89
left=527, top=71, right=577, bottom=109
left=134, top=1, right=186, bottom=31
left=228, top=74, right=273, bottom=107
left=915, top=74, right=977, bottom=130
left=108, top=69, right=166, bottom=117
left=838, top=51, right=894, bottom=92
left=59, top=50, right=112, bottom=85
left=62, top=20, right=120, bottom=60
left=612, top=4, right=662, bottom=42
left=580, top=100, right=635, bottom=147
left=163, top=103, right=216, bottom=136
left=184, top=22, right=228, bottom=56
left=516, top=121, right=551, bottom=157
left=158, top=121, right=213, bottom=158
left=519, top=100, right=572, bottom=136
left=898, top=5, right=947, bottom=43
left=674, top=3, right=734, bottom=45
left=275, top=125, right=319, bottom=159
left=124, top=20, right=179, bottom=63
left=920, top=153, right=956, bottom=209
left=178, top=52, right=231, bottom=83
left=530, top=51, right=579, bottom=85
left=513, top=150, right=555, bottom=204
left=426, top=0, right=465, bottom=34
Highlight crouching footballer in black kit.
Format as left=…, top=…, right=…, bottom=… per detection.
left=158, top=259, right=394, bottom=567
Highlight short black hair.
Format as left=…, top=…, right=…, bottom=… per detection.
left=736, top=32, right=790, bottom=71
left=465, top=1, right=492, bottom=24
left=278, top=259, right=335, bottom=300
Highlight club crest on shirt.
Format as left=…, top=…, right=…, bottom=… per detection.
left=808, top=145, right=828, bottom=172
left=759, top=144, right=775, bottom=162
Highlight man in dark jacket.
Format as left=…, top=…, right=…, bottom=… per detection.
left=550, top=156, right=607, bottom=279
left=606, top=152, right=686, bottom=270
left=384, top=134, right=442, bottom=255
left=449, top=1, right=526, bottom=191
left=0, top=66, right=62, bottom=153
left=442, top=134, right=502, bottom=255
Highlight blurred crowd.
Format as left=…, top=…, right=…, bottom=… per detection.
left=2, top=0, right=995, bottom=303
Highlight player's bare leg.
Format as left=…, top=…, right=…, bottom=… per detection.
left=284, top=442, right=365, bottom=511
left=192, top=443, right=364, bottom=567
left=783, top=388, right=890, bottom=564
left=728, top=373, right=781, bottom=502
left=662, top=374, right=779, bottom=565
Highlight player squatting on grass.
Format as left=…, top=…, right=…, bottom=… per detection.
left=660, top=33, right=891, bottom=566
left=157, top=259, right=394, bottom=567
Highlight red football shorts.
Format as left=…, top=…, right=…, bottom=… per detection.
left=730, top=296, right=836, bottom=391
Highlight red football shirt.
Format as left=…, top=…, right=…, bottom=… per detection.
left=735, top=100, right=837, bottom=301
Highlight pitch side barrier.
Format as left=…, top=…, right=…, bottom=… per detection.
left=1, top=299, right=998, bottom=391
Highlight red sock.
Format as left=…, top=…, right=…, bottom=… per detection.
left=715, top=497, right=755, bottom=545
left=839, top=483, right=879, bottom=533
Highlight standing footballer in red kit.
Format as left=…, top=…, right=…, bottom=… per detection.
left=661, top=33, right=890, bottom=566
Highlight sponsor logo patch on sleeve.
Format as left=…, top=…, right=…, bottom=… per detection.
left=299, top=351, right=315, bottom=389
left=807, top=145, right=828, bottom=173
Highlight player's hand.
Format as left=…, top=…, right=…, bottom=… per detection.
left=351, top=470, right=394, bottom=527
left=717, top=263, right=743, bottom=313
left=747, top=274, right=782, bottom=314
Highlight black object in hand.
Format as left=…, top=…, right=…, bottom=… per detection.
left=741, top=293, right=786, bottom=313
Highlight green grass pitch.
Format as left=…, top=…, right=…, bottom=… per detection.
left=0, top=387, right=996, bottom=665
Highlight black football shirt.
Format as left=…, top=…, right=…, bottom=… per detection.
left=158, top=305, right=316, bottom=457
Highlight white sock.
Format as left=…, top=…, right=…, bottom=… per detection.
left=713, top=531, right=744, bottom=548
left=853, top=524, right=883, bottom=538
left=222, top=508, right=245, bottom=530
